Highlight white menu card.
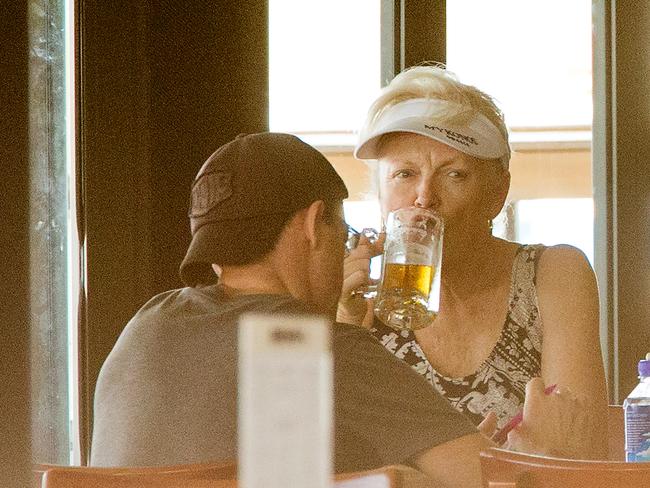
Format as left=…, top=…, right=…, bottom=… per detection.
left=238, top=313, right=332, bottom=488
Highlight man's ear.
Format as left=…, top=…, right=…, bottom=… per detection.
left=303, top=200, right=326, bottom=249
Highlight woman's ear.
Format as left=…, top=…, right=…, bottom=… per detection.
left=487, top=170, right=511, bottom=220
left=303, top=200, right=326, bottom=249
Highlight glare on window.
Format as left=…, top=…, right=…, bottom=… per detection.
left=447, top=0, right=592, bottom=129
left=269, top=0, right=380, bottom=145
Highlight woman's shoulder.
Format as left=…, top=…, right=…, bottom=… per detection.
left=535, top=244, right=594, bottom=281
left=533, top=244, right=598, bottom=319
left=504, top=242, right=595, bottom=300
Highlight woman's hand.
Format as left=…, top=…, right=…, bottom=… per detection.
left=505, top=378, right=595, bottom=459
left=336, top=232, right=384, bottom=327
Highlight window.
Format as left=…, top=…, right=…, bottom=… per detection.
left=268, top=1, right=594, bottom=263
left=446, top=0, right=593, bottom=261
left=515, top=198, right=594, bottom=263
left=446, top=0, right=593, bottom=131
left=269, top=0, right=381, bottom=148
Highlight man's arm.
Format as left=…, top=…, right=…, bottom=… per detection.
left=333, top=325, right=485, bottom=477
left=413, top=432, right=493, bottom=488
left=413, top=373, right=599, bottom=488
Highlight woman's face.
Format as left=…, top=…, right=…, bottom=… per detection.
left=377, top=133, right=509, bottom=240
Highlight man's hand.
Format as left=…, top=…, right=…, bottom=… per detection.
left=478, top=411, right=498, bottom=439
left=336, top=232, right=383, bottom=327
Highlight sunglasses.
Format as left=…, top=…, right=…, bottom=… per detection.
left=345, top=225, right=379, bottom=256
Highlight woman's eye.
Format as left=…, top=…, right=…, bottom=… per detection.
left=446, top=170, right=466, bottom=179
left=393, top=169, right=414, bottom=179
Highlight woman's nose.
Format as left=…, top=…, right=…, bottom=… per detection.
left=414, top=181, right=440, bottom=210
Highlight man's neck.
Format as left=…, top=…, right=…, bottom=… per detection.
left=218, top=263, right=289, bottom=297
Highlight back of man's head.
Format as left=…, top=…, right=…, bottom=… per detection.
left=180, top=132, right=349, bottom=286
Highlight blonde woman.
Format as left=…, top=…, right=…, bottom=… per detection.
left=338, top=65, right=607, bottom=459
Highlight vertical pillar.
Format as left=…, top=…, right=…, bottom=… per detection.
left=593, top=0, right=650, bottom=402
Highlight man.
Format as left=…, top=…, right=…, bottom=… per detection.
left=90, top=133, right=574, bottom=488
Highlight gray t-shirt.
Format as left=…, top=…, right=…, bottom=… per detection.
left=91, top=285, right=476, bottom=472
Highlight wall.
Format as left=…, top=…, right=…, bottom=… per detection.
left=610, top=1, right=650, bottom=399
left=0, top=2, right=32, bottom=486
left=593, top=0, right=650, bottom=401
left=79, top=0, right=269, bottom=457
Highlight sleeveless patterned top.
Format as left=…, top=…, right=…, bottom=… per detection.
left=370, top=244, right=545, bottom=429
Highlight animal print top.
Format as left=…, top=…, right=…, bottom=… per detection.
left=370, top=244, right=546, bottom=429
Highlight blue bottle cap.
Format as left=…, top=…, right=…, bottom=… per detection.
left=639, top=354, right=650, bottom=377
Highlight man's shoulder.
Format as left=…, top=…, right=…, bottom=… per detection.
left=136, top=286, right=311, bottom=318
left=332, top=322, right=377, bottom=344
left=331, top=322, right=392, bottom=362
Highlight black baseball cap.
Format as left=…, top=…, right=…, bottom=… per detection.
left=180, top=132, right=349, bottom=286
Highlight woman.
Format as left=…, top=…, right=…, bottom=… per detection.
left=337, top=65, right=608, bottom=459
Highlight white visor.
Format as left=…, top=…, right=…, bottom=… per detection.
left=354, top=98, right=510, bottom=169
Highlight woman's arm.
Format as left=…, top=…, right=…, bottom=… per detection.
left=535, top=244, right=608, bottom=459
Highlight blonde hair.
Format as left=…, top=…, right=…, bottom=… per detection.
left=361, top=64, right=511, bottom=167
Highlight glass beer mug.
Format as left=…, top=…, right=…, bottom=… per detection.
left=373, top=207, right=443, bottom=331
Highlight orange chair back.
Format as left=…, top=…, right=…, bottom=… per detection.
left=38, top=460, right=236, bottom=488
left=336, top=464, right=430, bottom=488
left=39, top=463, right=429, bottom=488
left=480, top=447, right=650, bottom=488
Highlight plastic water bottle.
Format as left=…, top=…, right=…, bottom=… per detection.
left=624, top=353, right=650, bottom=462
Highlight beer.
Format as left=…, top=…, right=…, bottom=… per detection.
left=381, top=262, right=434, bottom=297
left=375, top=262, right=438, bottom=331
left=369, top=207, right=444, bottom=331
